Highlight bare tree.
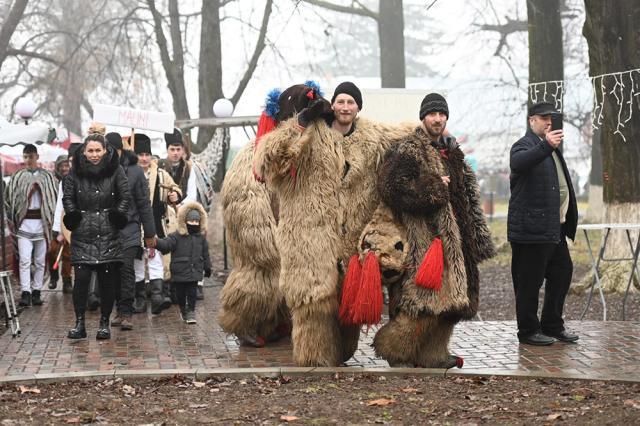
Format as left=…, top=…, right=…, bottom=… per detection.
left=301, top=0, right=406, bottom=88
left=0, top=0, right=29, bottom=71
left=145, top=0, right=273, bottom=190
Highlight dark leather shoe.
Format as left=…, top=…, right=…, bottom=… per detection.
left=519, top=332, right=555, bottom=346
left=543, top=329, right=579, bottom=343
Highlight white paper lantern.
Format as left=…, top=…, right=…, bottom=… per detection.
left=15, top=98, right=37, bottom=120
left=213, top=98, right=234, bottom=118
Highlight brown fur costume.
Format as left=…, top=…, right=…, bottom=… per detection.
left=371, top=126, right=495, bottom=368
left=218, top=141, right=285, bottom=340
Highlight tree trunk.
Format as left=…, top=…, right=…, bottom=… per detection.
left=378, top=0, right=405, bottom=88
left=582, top=0, right=640, bottom=293
left=527, top=0, right=564, bottom=106
left=195, top=0, right=223, bottom=154
left=0, top=0, right=29, bottom=71
left=59, top=0, right=83, bottom=135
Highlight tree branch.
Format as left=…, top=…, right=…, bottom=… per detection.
left=6, top=47, right=61, bottom=65
left=0, top=0, right=29, bottom=70
left=230, top=0, right=273, bottom=106
left=301, top=0, right=378, bottom=20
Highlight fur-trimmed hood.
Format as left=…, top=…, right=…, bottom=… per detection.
left=177, top=201, right=208, bottom=235
left=73, top=143, right=121, bottom=179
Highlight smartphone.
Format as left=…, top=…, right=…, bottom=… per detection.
left=551, top=114, right=563, bottom=131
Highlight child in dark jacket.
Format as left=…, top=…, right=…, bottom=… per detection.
left=156, top=202, right=212, bottom=323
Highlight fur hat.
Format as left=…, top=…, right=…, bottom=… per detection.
left=105, top=132, right=123, bottom=150
left=165, top=128, right=183, bottom=148
left=133, top=133, right=152, bottom=155
left=419, top=93, right=449, bottom=120
left=331, top=81, right=362, bottom=110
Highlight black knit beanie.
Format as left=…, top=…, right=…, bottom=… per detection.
left=419, top=93, right=449, bottom=120
left=331, top=81, right=363, bottom=110
left=105, top=132, right=123, bottom=150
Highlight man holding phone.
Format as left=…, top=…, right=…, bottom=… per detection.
left=507, top=101, right=579, bottom=346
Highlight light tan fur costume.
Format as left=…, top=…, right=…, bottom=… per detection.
left=336, top=118, right=414, bottom=360
left=370, top=126, right=495, bottom=368
left=254, top=113, right=345, bottom=366
left=218, top=140, right=285, bottom=341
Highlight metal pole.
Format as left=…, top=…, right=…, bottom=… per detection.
left=222, top=127, right=228, bottom=271
left=0, top=158, right=6, bottom=270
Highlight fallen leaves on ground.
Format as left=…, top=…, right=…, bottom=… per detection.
left=280, top=415, right=299, bottom=422
left=366, top=398, right=396, bottom=406
left=18, top=386, right=40, bottom=394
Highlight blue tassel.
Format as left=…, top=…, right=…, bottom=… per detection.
left=303, top=80, right=323, bottom=97
left=264, top=88, right=281, bottom=119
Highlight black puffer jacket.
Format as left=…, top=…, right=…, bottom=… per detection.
left=156, top=202, right=211, bottom=283
left=119, top=150, right=155, bottom=250
left=63, top=144, right=131, bottom=265
left=508, top=129, right=578, bottom=244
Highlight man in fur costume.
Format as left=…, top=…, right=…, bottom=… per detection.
left=133, top=133, right=182, bottom=315
left=253, top=82, right=349, bottom=366
left=370, top=93, right=495, bottom=368
left=217, top=86, right=297, bottom=348
left=5, top=144, right=58, bottom=307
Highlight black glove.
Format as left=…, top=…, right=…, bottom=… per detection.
left=204, top=268, right=212, bottom=278
left=298, top=98, right=332, bottom=128
left=63, top=210, right=82, bottom=231
left=108, top=210, right=128, bottom=230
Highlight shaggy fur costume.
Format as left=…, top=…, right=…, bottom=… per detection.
left=254, top=116, right=345, bottom=366
left=218, top=140, right=286, bottom=341
left=372, top=126, right=495, bottom=368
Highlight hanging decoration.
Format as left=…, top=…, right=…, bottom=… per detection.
left=528, top=80, right=564, bottom=112
left=590, top=67, right=640, bottom=143
left=530, top=67, right=640, bottom=143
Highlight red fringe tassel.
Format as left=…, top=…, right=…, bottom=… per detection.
left=415, top=237, right=444, bottom=291
left=351, top=252, right=383, bottom=325
left=339, top=254, right=362, bottom=325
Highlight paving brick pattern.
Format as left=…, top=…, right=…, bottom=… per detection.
left=1, top=281, right=639, bottom=381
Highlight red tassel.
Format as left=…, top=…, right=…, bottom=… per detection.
left=252, top=112, right=278, bottom=181
left=339, top=255, right=362, bottom=325
left=352, top=252, right=383, bottom=325
left=415, top=237, right=444, bottom=291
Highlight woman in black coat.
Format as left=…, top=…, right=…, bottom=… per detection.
left=63, top=133, right=130, bottom=340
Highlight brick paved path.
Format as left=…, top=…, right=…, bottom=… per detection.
left=1, top=280, right=639, bottom=381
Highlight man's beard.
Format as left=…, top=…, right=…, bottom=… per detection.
left=335, top=113, right=355, bottom=126
left=425, top=124, right=443, bottom=139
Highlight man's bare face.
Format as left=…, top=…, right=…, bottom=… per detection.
left=529, top=114, right=551, bottom=138
left=422, top=111, right=447, bottom=139
left=167, top=145, right=183, bottom=163
left=23, top=153, right=39, bottom=170
left=332, top=94, right=359, bottom=126
left=137, top=152, right=152, bottom=170
left=58, top=161, right=70, bottom=176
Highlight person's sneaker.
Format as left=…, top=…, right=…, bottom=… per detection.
left=111, top=313, right=123, bottom=326
left=19, top=291, right=31, bottom=307
left=185, top=311, right=196, bottom=324
left=542, top=329, right=579, bottom=343
left=119, top=315, right=133, bottom=331
left=31, top=290, right=43, bottom=306
left=519, top=332, right=555, bottom=346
